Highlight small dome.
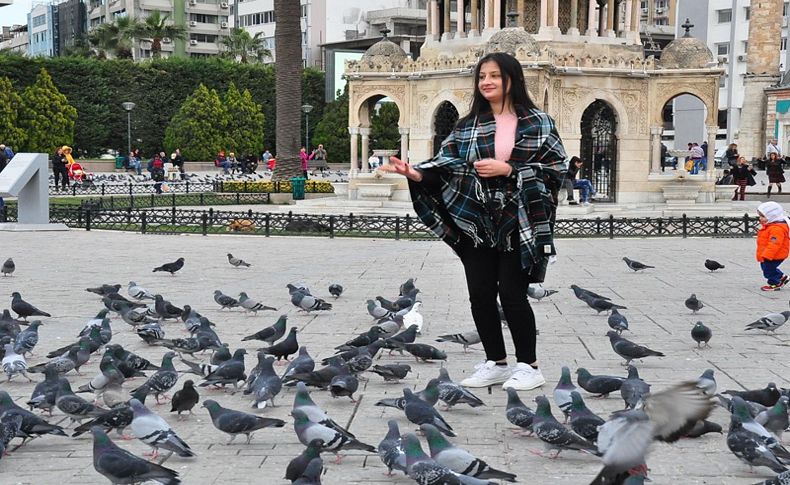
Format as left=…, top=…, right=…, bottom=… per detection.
left=659, top=37, right=714, bottom=69
left=484, top=27, right=538, bottom=56
left=362, top=37, right=408, bottom=65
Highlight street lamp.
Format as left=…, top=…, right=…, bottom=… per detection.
left=302, top=104, right=313, bottom=152
left=121, top=102, right=136, bottom=157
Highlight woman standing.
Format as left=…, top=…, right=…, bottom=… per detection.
left=731, top=156, right=757, bottom=201
left=766, top=151, right=785, bottom=197
left=381, top=52, right=567, bottom=391
left=725, top=143, right=739, bottom=168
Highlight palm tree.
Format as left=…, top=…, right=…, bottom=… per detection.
left=129, top=10, right=187, bottom=58
left=220, top=27, right=271, bottom=64
left=272, top=0, right=303, bottom=181
left=87, top=16, right=134, bottom=59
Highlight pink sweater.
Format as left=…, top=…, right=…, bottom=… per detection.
left=493, top=112, right=517, bottom=163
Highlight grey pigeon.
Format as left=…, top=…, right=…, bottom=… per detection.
left=287, top=283, right=312, bottom=296
left=723, top=383, right=781, bottom=407
left=120, top=305, right=158, bottom=327
left=505, top=388, right=535, bottom=434
left=170, top=380, right=199, bottom=420
left=384, top=324, right=419, bottom=354
left=292, top=382, right=356, bottom=438
left=91, top=427, right=181, bottom=485
left=369, top=363, right=411, bottom=382
left=753, top=470, right=790, bottom=485
left=422, top=423, right=516, bottom=481
left=0, top=390, right=67, bottom=440
left=402, top=432, right=496, bottom=485
left=282, top=347, right=315, bottom=381
left=26, top=364, right=67, bottom=414
left=13, top=320, right=41, bottom=356
left=581, top=294, right=627, bottom=314
left=328, top=284, right=343, bottom=298
left=392, top=342, right=447, bottom=362
left=179, top=358, right=217, bottom=378
left=730, top=397, right=782, bottom=441
left=620, top=365, right=651, bottom=410
left=606, top=331, right=664, bottom=366
left=132, top=351, right=179, bottom=404
left=685, top=293, right=704, bottom=313
left=1, top=258, right=14, bottom=277
left=200, top=348, right=247, bottom=390
left=727, top=416, right=789, bottom=474
left=153, top=295, right=183, bottom=320
left=367, top=299, right=394, bottom=320
left=553, top=366, right=576, bottom=421
left=247, top=354, right=281, bottom=409
left=291, top=291, right=332, bottom=312
left=238, top=292, right=276, bottom=314
left=152, top=257, right=184, bottom=275
left=684, top=419, right=723, bottom=438
left=0, top=413, right=22, bottom=457
left=435, top=331, right=481, bottom=352
left=696, top=369, right=717, bottom=396
left=575, top=368, right=624, bottom=398
left=11, top=292, right=51, bottom=320
left=213, top=290, right=240, bottom=310
left=291, top=408, right=376, bottom=453
left=378, top=420, right=406, bottom=476
left=292, top=457, right=323, bottom=485
left=127, top=281, right=155, bottom=300
left=436, top=369, right=484, bottom=409
left=329, top=367, right=359, bottom=402
left=2, top=342, right=30, bottom=381
left=746, top=311, right=790, bottom=332
left=129, top=398, right=195, bottom=459
left=260, top=327, right=299, bottom=362
left=242, top=315, right=287, bottom=343
left=608, top=309, right=629, bottom=334
left=527, top=283, right=557, bottom=300
left=568, top=391, right=605, bottom=443
left=137, top=322, right=164, bottom=344
left=71, top=387, right=150, bottom=439
left=376, top=379, right=440, bottom=410
left=399, top=278, right=416, bottom=296
left=286, top=438, right=324, bottom=481
left=203, top=399, right=285, bottom=444
left=403, top=388, right=456, bottom=437
left=623, top=257, right=654, bottom=271
left=531, top=395, right=597, bottom=457
left=56, top=379, right=108, bottom=422
left=570, top=284, right=611, bottom=301
left=336, top=326, right=387, bottom=350
left=227, top=253, right=251, bottom=267
left=86, top=284, right=122, bottom=296
left=756, top=397, right=790, bottom=440
left=691, top=321, right=712, bottom=348
left=705, top=259, right=725, bottom=271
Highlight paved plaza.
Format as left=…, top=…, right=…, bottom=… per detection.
left=0, top=230, right=788, bottom=484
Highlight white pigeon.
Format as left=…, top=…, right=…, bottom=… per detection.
left=129, top=399, right=195, bottom=459
left=128, top=281, right=155, bottom=301
left=2, top=342, right=31, bottom=382
left=403, top=302, right=424, bottom=334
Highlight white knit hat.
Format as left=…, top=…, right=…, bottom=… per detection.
left=758, top=201, right=790, bottom=224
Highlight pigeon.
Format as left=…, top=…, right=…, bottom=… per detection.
left=213, top=290, right=240, bottom=310
left=136, top=322, right=165, bottom=344
left=553, top=366, right=576, bottom=421
left=0, top=413, right=22, bottom=457
left=284, top=362, right=345, bottom=390
left=86, top=284, right=122, bottom=296
left=696, top=369, right=717, bottom=396
left=756, top=397, right=790, bottom=440
left=75, top=356, right=125, bottom=402
left=282, top=347, right=315, bottom=381
left=691, top=321, right=712, bottom=348
left=746, top=311, right=790, bottom=332
left=730, top=396, right=783, bottom=441
left=129, top=398, right=195, bottom=459
left=203, top=399, right=285, bottom=444
left=152, top=257, right=184, bottom=275
left=723, top=383, right=781, bottom=407
left=286, top=439, right=325, bottom=483
left=291, top=408, right=376, bottom=454
left=0, top=390, right=67, bottom=440
left=287, top=283, right=312, bottom=296
left=592, top=382, right=715, bottom=484
left=376, top=379, right=440, bottom=410
left=107, top=344, right=159, bottom=373
left=606, top=331, right=664, bottom=366
left=170, top=380, right=199, bottom=420
left=260, top=327, right=299, bottom=362
left=153, top=295, right=183, bottom=320
left=403, top=302, right=424, bottom=333
left=432, top=369, right=483, bottom=409
left=582, top=294, right=627, bottom=314
left=570, top=284, right=611, bottom=301
left=56, top=379, right=108, bottom=422
left=292, top=382, right=355, bottom=438
left=608, top=309, right=629, bottom=334
left=399, top=278, right=416, bottom=296
left=329, top=366, right=359, bottom=402
left=505, top=388, right=535, bottom=434
left=13, top=320, right=41, bottom=357
left=132, top=351, right=179, bottom=404
left=421, top=423, right=517, bottom=481
left=127, top=281, right=155, bottom=300
left=247, top=355, right=281, bottom=409
left=336, top=326, right=387, bottom=350
left=531, top=395, right=597, bottom=457
left=384, top=324, right=420, bottom=354
left=575, top=368, right=624, bottom=398
left=201, top=348, right=247, bottom=390
left=704, top=259, right=725, bottom=272
left=292, top=291, right=332, bottom=312
left=1, top=258, right=14, bottom=276
left=11, top=292, right=51, bottom=320
left=391, top=342, right=447, bottom=362
left=26, top=364, right=68, bottom=414
left=29, top=340, right=87, bottom=375
left=402, top=432, right=496, bottom=485
left=435, top=331, right=481, bottom=352
left=727, top=416, right=789, bottom=475
left=91, top=427, right=181, bottom=485
left=684, top=419, right=723, bottom=438
left=71, top=387, right=150, bottom=439
left=620, top=365, right=651, bottom=410
left=378, top=420, right=407, bottom=476
left=403, top=388, right=456, bottom=437
left=328, top=284, right=343, bottom=298
left=238, top=292, right=276, bottom=314
left=120, top=305, right=158, bottom=327
left=227, top=253, right=251, bottom=267
left=623, top=257, right=654, bottom=272
left=370, top=363, right=412, bottom=382
left=2, top=342, right=31, bottom=381
left=685, top=293, right=704, bottom=313
left=242, top=315, right=288, bottom=343
left=367, top=299, right=394, bottom=320
left=527, top=284, right=557, bottom=300
left=568, top=391, right=605, bottom=443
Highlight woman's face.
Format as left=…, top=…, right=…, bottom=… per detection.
left=478, top=61, right=508, bottom=105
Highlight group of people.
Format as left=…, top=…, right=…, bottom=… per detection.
left=214, top=151, right=260, bottom=175
left=716, top=139, right=788, bottom=201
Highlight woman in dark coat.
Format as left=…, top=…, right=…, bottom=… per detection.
left=725, top=143, right=739, bottom=168
left=731, top=156, right=757, bottom=201
left=766, top=152, right=785, bottom=197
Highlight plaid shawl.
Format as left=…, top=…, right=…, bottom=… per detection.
left=410, top=105, right=568, bottom=276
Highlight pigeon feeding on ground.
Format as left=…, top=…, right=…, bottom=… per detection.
left=129, top=398, right=195, bottom=459
left=86, top=284, right=122, bottom=296
left=260, top=327, right=299, bottom=362
left=435, top=331, right=481, bottom=352
left=369, top=363, right=412, bottom=383
left=292, top=291, right=332, bottom=312
left=623, top=257, right=654, bottom=272
left=1, top=258, right=14, bottom=276
left=0, top=390, right=67, bottom=441
left=691, top=321, right=712, bottom=348
left=685, top=294, right=704, bottom=313
left=11, top=292, right=51, bottom=320
left=242, top=315, right=287, bottom=344
left=402, top=388, right=456, bottom=437
left=608, top=309, right=629, bottom=334
left=203, top=399, right=285, bottom=444
left=606, top=331, right=665, bottom=366
left=575, top=368, right=625, bottom=398
left=568, top=391, right=606, bottom=443
left=581, top=294, right=627, bottom=314
left=531, top=395, right=597, bottom=458
left=238, top=292, right=276, bottom=314
left=291, top=408, right=376, bottom=456
left=152, top=257, right=184, bottom=275
left=213, top=290, right=240, bottom=310
left=227, top=253, right=251, bottom=268
left=91, top=427, right=181, bottom=485
left=127, top=281, right=155, bottom=300
left=401, top=433, right=496, bottom=485
left=328, top=284, right=344, bottom=298
left=170, top=380, right=199, bottom=420
left=131, top=352, right=179, bottom=404
left=527, top=284, right=558, bottom=301
left=421, top=423, right=517, bottom=482
left=705, top=259, right=725, bottom=272
left=746, top=311, right=790, bottom=332
left=435, top=369, right=485, bottom=409
left=722, top=383, right=781, bottom=408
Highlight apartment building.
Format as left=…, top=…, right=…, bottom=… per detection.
left=0, top=24, right=29, bottom=55
left=639, top=0, right=677, bottom=55
left=27, top=2, right=58, bottom=56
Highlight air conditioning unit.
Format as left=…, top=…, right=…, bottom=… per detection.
left=189, top=39, right=198, bottom=45
left=188, top=0, right=196, bottom=5
left=189, top=20, right=197, bottom=26
left=717, top=55, right=728, bottom=64
left=220, top=2, right=229, bottom=8
left=220, top=21, right=228, bottom=28
left=162, top=37, right=171, bottom=43
left=737, top=54, right=748, bottom=62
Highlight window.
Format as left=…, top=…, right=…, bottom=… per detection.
left=743, top=40, right=748, bottom=52
left=716, top=43, right=729, bottom=56
left=785, top=2, right=789, bottom=16
left=189, top=33, right=218, bottom=42
left=744, top=7, right=750, bottom=20
left=717, top=9, right=732, bottom=23
left=719, top=75, right=726, bottom=88
left=783, top=38, right=788, bottom=50
left=112, top=9, right=127, bottom=18
left=32, top=15, right=46, bottom=27
left=190, top=13, right=219, bottom=23
left=301, top=5, right=307, bottom=17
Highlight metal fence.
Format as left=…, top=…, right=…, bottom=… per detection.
left=50, top=181, right=217, bottom=196
left=0, top=205, right=760, bottom=240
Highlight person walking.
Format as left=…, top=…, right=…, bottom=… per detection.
left=766, top=152, right=785, bottom=197
left=731, top=156, right=757, bottom=201
left=755, top=201, right=790, bottom=291
left=299, top=147, right=310, bottom=179
left=381, top=52, right=567, bottom=391
left=52, top=146, right=69, bottom=191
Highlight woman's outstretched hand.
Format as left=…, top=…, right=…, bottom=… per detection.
left=378, top=156, right=423, bottom=182
left=473, top=158, right=513, bottom=178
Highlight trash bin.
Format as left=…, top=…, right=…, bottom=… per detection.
left=115, top=156, right=125, bottom=169
left=291, top=177, right=306, bottom=200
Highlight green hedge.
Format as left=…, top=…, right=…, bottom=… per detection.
left=219, top=180, right=334, bottom=193
left=0, top=55, right=325, bottom=158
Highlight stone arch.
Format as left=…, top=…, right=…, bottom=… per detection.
left=580, top=99, right=619, bottom=202
left=432, top=100, right=461, bottom=155
left=570, top=90, right=630, bottom=137
left=350, top=87, right=407, bottom=128
left=653, top=84, right=717, bottom=127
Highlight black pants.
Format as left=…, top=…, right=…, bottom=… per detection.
left=457, top=234, right=537, bottom=364
left=53, top=165, right=69, bottom=189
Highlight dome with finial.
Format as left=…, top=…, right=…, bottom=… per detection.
left=361, top=28, right=408, bottom=66
left=659, top=18, right=714, bottom=69
left=484, top=10, right=538, bottom=56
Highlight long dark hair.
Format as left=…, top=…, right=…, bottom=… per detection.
left=459, top=52, right=537, bottom=125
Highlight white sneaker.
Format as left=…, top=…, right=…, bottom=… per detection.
left=582, top=201, right=591, bottom=206
left=502, top=363, right=546, bottom=391
left=460, top=361, right=511, bottom=388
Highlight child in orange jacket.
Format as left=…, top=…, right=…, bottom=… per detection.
left=756, top=201, right=790, bottom=291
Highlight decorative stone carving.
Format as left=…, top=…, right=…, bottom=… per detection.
left=659, top=37, right=714, bottom=70
left=484, top=28, right=540, bottom=57
left=360, top=38, right=409, bottom=69
left=653, top=81, right=717, bottom=124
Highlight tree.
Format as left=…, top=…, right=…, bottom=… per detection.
left=18, top=68, right=77, bottom=153
left=88, top=16, right=134, bottom=59
left=224, top=82, right=265, bottom=156
left=312, top=87, right=350, bottom=163
left=130, top=10, right=187, bottom=59
left=272, top=0, right=303, bottom=180
left=0, top=77, right=26, bottom=151
left=220, top=28, right=271, bottom=64
left=370, top=102, right=401, bottom=151
left=164, top=83, right=229, bottom=161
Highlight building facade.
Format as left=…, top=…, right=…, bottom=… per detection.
left=27, top=2, right=58, bottom=56
left=57, top=0, right=87, bottom=55
left=0, top=24, right=29, bottom=55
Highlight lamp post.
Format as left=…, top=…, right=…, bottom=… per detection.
left=121, top=102, right=136, bottom=157
left=301, top=104, right=313, bottom=152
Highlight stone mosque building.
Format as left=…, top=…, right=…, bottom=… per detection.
left=343, top=0, right=725, bottom=205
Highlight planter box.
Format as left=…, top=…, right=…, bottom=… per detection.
left=332, top=183, right=349, bottom=196
left=357, top=183, right=397, bottom=199
left=661, top=183, right=701, bottom=205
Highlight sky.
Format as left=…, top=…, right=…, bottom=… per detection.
left=2, top=0, right=33, bottom=27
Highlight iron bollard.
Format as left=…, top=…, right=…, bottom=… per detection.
left=682, top=214, right=688, bottom=238
left=265, top=213, right=270, bottom=237
left=141, top=212, right=147, bottom=234
left=86, top=209, right=91, bottom=231
left=329, top=216, right=335, bottom=239
left=608, top=215, right=614, bottom=239
left=395, top=216, right=400, bottom=240
left=202, top=212, right=208, bottom=236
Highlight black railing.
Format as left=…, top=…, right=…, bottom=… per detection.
left=49, top=181, right=217, bottom=196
